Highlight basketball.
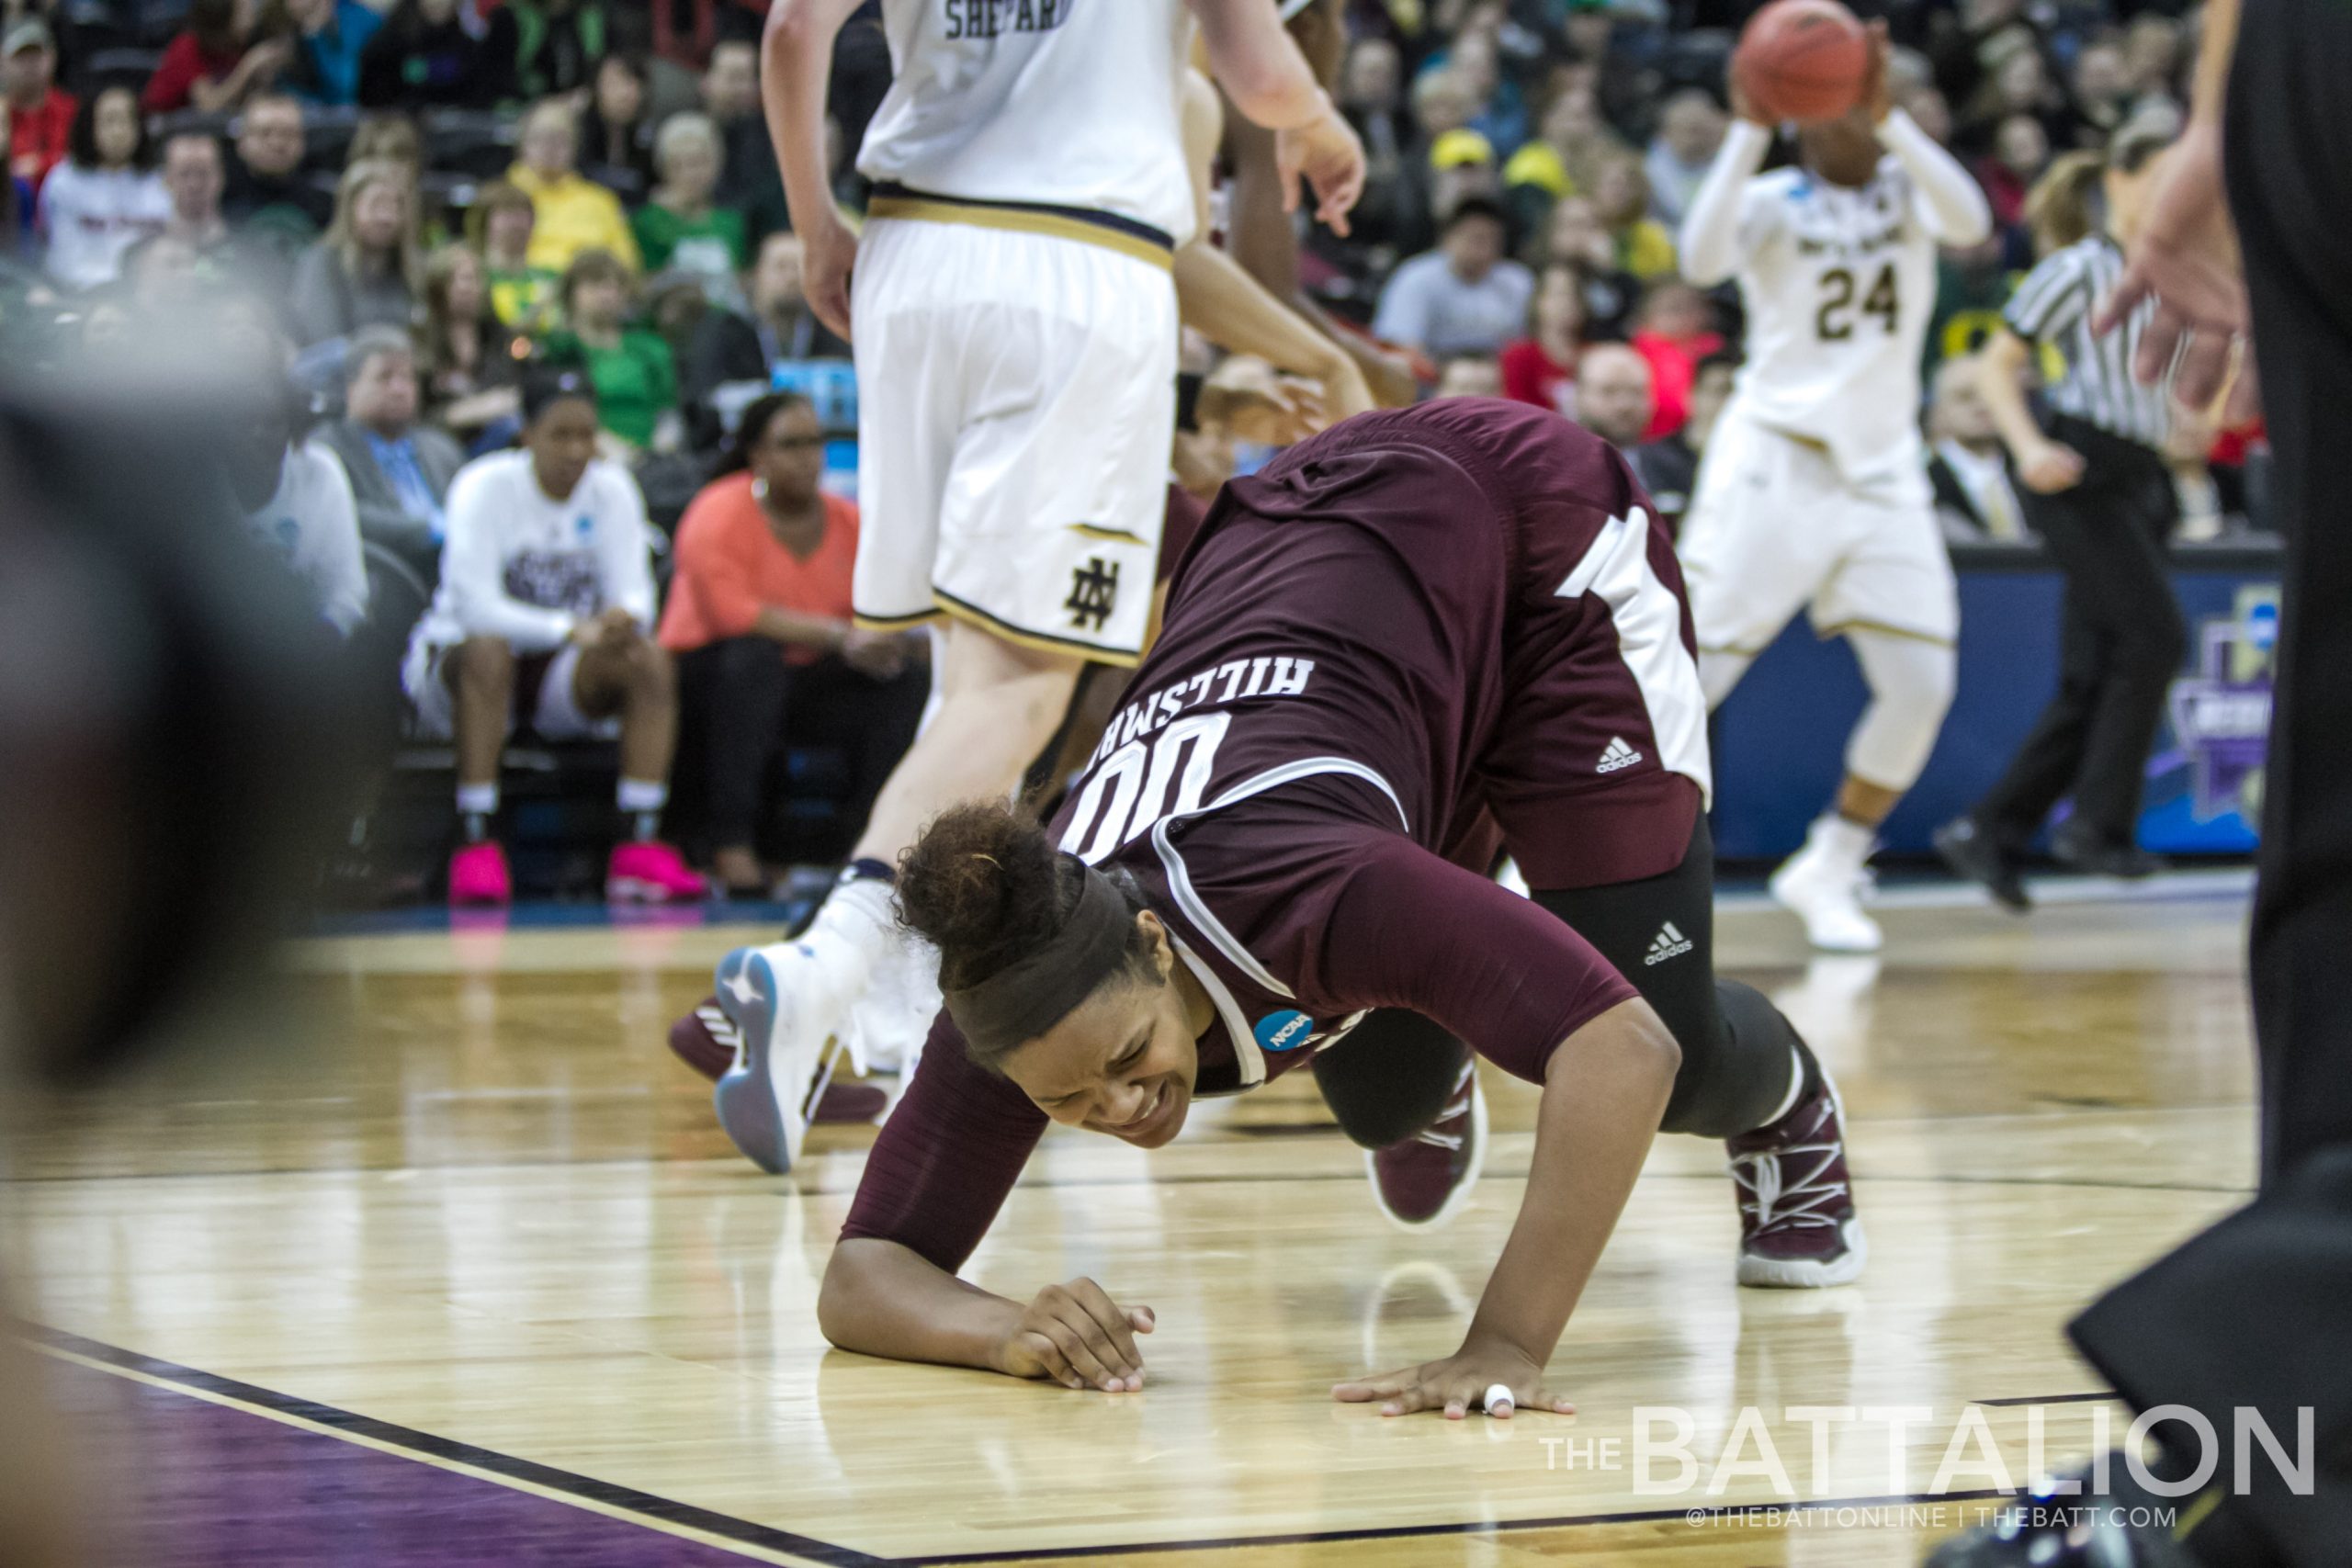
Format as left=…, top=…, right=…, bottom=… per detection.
left=1733, top=0, right=1870, bottom=123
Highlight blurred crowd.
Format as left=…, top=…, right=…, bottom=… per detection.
left=0, top=0, right=2265, bottom=898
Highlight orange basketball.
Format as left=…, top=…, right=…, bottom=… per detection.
left=1733, top=0, right=1870, bottom=123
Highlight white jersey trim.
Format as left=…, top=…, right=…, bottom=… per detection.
left=1170, top=934, right=1266, bottom=1091
left=1554, top=507, right=1714, bottom=803
left=1148, top=756, right=1411, bottom=1005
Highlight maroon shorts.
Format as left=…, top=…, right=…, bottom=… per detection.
left=1212, top=400, right=1710, bottom=891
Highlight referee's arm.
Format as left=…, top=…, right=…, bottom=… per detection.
left=1973, top=329, right=2084, bottom=494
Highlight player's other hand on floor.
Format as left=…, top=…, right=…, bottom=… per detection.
left=1331, top=1333, right=1576, bottom=1420
left=991, top=1278, right=1155, bottom=1393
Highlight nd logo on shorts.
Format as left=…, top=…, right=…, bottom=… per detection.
left=1254, top=1010, right=1316, bottom=1053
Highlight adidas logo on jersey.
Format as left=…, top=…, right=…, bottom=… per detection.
left=1645, top=922, right=1694, bottom=965
left=1597, top=737, right=1643, bottom=773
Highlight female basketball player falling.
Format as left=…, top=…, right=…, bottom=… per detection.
left=715, top=399, right=1860, bottom=1417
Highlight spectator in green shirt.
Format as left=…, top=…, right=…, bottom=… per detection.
left=466, top=177, right=558, bottom=336
left=550, top=246, right=679, bottom=452
left=630, top=112, right=746, bottom=310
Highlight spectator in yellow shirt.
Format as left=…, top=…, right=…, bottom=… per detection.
left=506, top=96, right=638, bottom=276
left=1590, top=152, right=1678, bottom=281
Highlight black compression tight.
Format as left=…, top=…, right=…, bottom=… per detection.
left=1311, top=817, right=1817, bottom=1146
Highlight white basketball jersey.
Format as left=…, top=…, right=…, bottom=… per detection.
left=1722, top=158, right=1939, bottom=486
left=856, top=0, right=1197, bottom=247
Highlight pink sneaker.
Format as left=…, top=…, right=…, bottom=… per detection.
left=447, top=840, right=512, bottom=906
left=607, top=840, right=709, bottom=903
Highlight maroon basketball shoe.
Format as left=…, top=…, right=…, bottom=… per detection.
left=667, top=997, right=888, bottom=1123
left=1367, top=1057, right=1487, bottom=1230
left=1726, top=1069, right=1866, bottom=1287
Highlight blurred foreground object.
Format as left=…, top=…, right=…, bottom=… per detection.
left=0, top=367, right=364, bottom=1566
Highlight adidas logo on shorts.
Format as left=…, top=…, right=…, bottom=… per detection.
left=1645, top=921, right=1694, bottom=965
left=1597, top=737, right=1643, bottom=773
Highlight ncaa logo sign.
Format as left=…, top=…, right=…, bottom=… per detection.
left=1254, top=1010, right=1315, bottom=1052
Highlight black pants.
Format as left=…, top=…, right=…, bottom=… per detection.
left=1972, top=415, right=2185, bottom=851
left=2065, top=3, right=2352, bottom=1558
left=673, top=637, right=927, bottom=854
left=1312, top=815, right=1810, bottom=1147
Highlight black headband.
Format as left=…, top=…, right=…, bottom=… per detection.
left=944, top=858, right=1135, bottom=1053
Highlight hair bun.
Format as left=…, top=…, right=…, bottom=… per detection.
left=896, top=804, right=1066, bottom=990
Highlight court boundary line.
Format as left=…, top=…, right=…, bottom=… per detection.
left=22, top=1325, right=2139, bottom=1563
left=24, top=1325, right=886, bottom=1568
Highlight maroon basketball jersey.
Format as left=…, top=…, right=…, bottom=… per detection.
left=844, top=403, right=1695, bottom=1270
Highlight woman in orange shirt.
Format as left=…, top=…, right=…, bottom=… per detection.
left=659, top=393, right=927, bottom=896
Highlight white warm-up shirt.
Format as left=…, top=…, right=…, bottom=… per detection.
left=1679, top=111, right=1990, bottom=487
left=248, top=442, right=368, bottom=637
left=409, top=450, right=656, bottom=653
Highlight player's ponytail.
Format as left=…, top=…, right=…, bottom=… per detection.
left=2025, top=151, right=2107, bottom=254
left=898, top=804, right=1159, bottom=1067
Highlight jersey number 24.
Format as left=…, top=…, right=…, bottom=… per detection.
left=1815, top=263, right=1900, bottom=342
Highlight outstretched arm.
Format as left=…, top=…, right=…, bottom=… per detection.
left=1334, top=998, right=1679, bottom=1418
left=1175, top=69, right=1374, bottom=418
left=1317, top=839, right=1679, bottom=1417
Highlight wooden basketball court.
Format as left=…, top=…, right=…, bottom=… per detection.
left=1, top=874, right=2256, bottom=1565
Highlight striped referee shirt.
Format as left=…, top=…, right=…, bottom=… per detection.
left=2002, top=234, right=2172, bottom=449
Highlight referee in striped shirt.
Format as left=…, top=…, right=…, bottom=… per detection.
left=1934, top=118, right=2187, bottom=910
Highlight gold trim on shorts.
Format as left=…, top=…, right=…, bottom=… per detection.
left=931, top=586, right=1143, bottom=668
left=865, top=196, right=1175, bottom=274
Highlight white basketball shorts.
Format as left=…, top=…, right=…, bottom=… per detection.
left=850, top=213, right=1178, bottom=666
left=1677, top=405, right=1960, bottom=657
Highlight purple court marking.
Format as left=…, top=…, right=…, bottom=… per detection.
left=36, top=1328, right=883, bottom=1568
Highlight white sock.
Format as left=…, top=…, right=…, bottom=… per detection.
left=1814, top=814, right=1876, bottom=868
left=758, top=876, right=895, bottom=984
left=457, top=783, right=499, bottom=842
left=617, top=777, right=668, bottom=843
left=616, top=778, right=668, bottom=813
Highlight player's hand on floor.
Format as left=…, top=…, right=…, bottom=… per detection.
left=2017, top=439, right=2086, bottom=493
left=1331, top=1337, right=1575, bottom=1420
left=991, top=1278, right=1154, bottom=1393
left=801, top=209, right=861, bottom=342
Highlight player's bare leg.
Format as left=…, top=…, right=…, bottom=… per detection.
left=852, top=622, right=1085, bottom=863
